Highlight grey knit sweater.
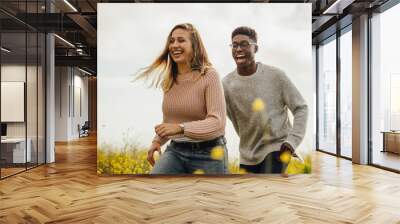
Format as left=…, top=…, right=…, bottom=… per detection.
left=222, top=63, right=308, bottom=165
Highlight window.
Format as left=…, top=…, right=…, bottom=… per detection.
left=0, top=1, right=46, bottom=179
left=340, top=29, right=352, bottom=158
left=318, top=36, right=337, bottom=154
left=371, top=2, right=400, bottom=171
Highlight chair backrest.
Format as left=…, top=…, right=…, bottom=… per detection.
left=82, top=121, right=90, bottom=129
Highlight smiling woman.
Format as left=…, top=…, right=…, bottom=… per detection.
left=169, top=29, right=193, bottom=65
left=133, top=23, right=228, bottom=175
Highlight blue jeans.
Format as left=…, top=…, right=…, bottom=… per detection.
left=151, top=138, right=229, bottom=175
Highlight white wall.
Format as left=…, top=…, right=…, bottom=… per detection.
left=71, top=72, right=89, bottom=138
left=312, top=45, right=317, bottom=150
left=55, top=66, right=70, bottom=141
left=1, top=65, right=39, bottom=137
left=1, top=64, right=46, bottom=163
left=55, top=67, right=89, bottom=141
left=1, top=66, right=26, bottom=134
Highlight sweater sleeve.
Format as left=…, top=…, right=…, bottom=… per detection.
left=183, top=70, right=226, bottom=140
left=280, top=72, right=309, bottom=151
left=222, top=79, right=239, bottom=135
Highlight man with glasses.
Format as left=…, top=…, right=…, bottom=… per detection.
left=222, top=26, right=308, bottom=174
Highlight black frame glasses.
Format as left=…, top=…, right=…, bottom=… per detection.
left=229, top=41, right=257, bottom=50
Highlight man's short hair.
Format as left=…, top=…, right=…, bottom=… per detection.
left=231, top=26, right=258, bottom=43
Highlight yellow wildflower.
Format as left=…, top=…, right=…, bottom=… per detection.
left=239, top=168, right=247, bottom=174
left=193, top=169, right=205, bottom=174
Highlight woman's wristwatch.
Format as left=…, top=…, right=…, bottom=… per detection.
left=179, top=123, right=185, bottom=133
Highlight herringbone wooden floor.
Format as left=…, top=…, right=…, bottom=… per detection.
left=1, top=135, right=400, bottom=224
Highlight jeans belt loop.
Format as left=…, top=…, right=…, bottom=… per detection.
left=222, top=136, right=227, bottom=145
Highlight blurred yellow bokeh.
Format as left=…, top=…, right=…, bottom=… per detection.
left=280, top=151, right=292, bottom=164
left=252, top=98, right=265, bottom=112
left=211, top=146, right=224, bottom=160
left=238, top=168, right=248, bottom=174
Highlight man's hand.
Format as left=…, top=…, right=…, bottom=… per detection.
left=280, top=142, right=294, bottom=156
left=147, top=142, right=161, bottom=166
left=279, top=142, right=293, bottom=177
left=155, top=123, right=183, bottom=138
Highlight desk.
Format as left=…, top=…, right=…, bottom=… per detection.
left=1, top=138, right=31, bottom=163
left=381, top=131, right=400, bottom=154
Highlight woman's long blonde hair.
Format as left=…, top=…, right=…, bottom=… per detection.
left=134, top=23, right=212, bottom=92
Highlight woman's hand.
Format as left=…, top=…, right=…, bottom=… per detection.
left=155, top=123, right=183, bottom=138
left=147, top=142, right=161, bottom=166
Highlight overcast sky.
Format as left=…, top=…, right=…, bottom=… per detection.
left=98, top=3, right=314, bottom=160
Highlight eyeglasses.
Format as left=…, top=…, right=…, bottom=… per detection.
left=229, top=41, right=257, bottom=50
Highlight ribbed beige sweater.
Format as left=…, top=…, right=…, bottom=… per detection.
left=153, top=68, right=226, bottom=145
